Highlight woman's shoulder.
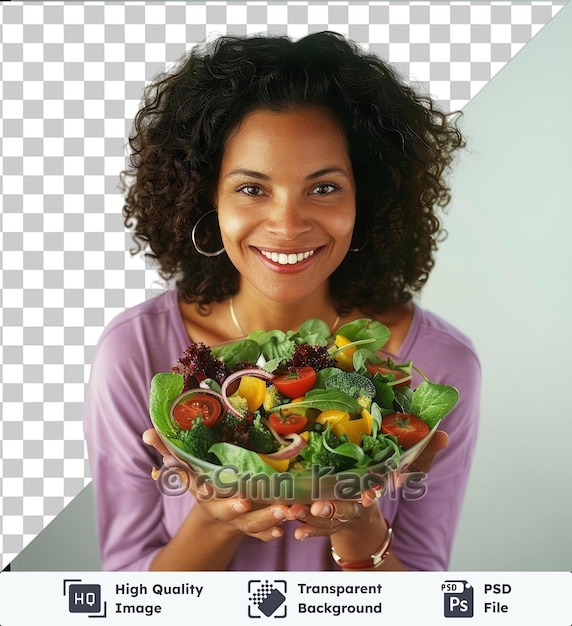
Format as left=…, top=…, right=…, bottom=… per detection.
left=405, top=304, right=481, bottom=378
left=92, top=289, right=187, bottom=370
left=97, top=289, right=178, bottom=345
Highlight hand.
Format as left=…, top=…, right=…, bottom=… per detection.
left=409, top=429, right=449, bottom=473
left=287, top=489, right=380, bottom=541
left=142, top=428, right=289, bottom=542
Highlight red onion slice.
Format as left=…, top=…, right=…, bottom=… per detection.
left=220, top=368, right=275, bottom=419
left=261, top=416, right=290, bottom=446
left=264, top=433, right=307, bottom=460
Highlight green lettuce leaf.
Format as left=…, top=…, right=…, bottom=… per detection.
left=149, top=372, right=184, bottom=436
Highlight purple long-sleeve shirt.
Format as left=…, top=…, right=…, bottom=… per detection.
left=84, top=289, right=480, bottom=571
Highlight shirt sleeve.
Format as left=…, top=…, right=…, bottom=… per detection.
left=83, top=324, right=173, bottom=571
left=387, top=339, right=481, bottom=571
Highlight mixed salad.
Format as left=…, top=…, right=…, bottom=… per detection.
left=149, top=318, right=459, bottom=478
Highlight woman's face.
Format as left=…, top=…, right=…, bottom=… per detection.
left=214, top=106, right=356, bottom=305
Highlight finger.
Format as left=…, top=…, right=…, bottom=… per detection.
left=425, top=430, right=449, bottom=454
left=411, top=430, right=449, bottom=473
left=290, top=501, right=359, bottom=538
left=142, top=429, right=170, bottom=456
left=359, top=489, right=377, bottom=508
left=207, top=499, right=290, bottom=539
left=286, top=504, right=311, bottom=521
left=310, top=500, right=361, bottom=523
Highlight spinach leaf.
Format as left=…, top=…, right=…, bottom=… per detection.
left=393, top=386, right=413, bottom=413
left=315, top=367, right=344, bottom=389
left=149, top=372, right=184, bottom=436
left=278, top=388, right=361, bottom=413
left=335, top=318, right=390, bottom=352
left=410, top=380, right=459, bottom=428
left=208, top=442, right=277, bottom=476
left=369, top=402, right=383, bottom=437
left=352, top=348, right=380, bottom=375
left=323, top=437, right=368, bottom=468
left=371, top=374, right=396, bottom=410
left=295, top=318, right=331, bottom=347
left=210, top=339, right=261, bottom=370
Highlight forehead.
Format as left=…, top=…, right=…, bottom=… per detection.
left=220, top=107, right=350, bottom=171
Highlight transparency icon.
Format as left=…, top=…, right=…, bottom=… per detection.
left=248, top=580, right=287, bottom=618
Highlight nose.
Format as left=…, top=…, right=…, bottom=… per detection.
left=265, top=192, right=312, bottom=240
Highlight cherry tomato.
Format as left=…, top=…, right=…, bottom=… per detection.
left=381, top=413, right=429, bottom=449
left=272, top=366, right=317, bottom=399
left=173, top=394, right=222, bottom=429
left=367, top=364, right=411, bottom=387
left=268, top=412, right=308, bottom=435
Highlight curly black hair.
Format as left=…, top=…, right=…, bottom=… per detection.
left=122, top=31, right=464, bottom=315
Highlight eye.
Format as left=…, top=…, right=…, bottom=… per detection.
left=312, top=183, right=340, bottom=195
left=237, top=184, right=264, bottom=196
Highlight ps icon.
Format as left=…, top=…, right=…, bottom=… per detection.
left=443, top=580, right=473, bottom=618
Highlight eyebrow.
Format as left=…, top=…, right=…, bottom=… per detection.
left=225, top=167, right=349, bottom=180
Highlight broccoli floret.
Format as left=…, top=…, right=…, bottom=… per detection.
left=262, top=384, right=283, bottom=412
left=227, top=393, right=249, bottom=417
left=361, top=434, right=380, bottom=457
left=175, top=417, right=217, bottom=461
left=301, top=427, right=355, bottom=472
left=247, top=415, right=278, bottom=454
left=219, top=411, right=249, bottom=444
left=323, top=371, right=376, bottom=410
left=361, top=433, right=400, bottom=464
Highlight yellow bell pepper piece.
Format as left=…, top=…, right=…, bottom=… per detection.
left=237, top=376, right=267, bottom=413
left=316, top=408, right=373, bottom=445
left=360, top=408, right=374, bottom=432
left=336, top=412, right=372, bottom=445
left=258, top=454, right=289, bottom=473
left=334, top=334, right=356, bottom=372
left=316, top=409, right=350, bottom=428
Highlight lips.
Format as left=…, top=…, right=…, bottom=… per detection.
left=259, top=249, right=315, bottom=266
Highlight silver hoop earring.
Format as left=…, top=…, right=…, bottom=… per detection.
left=191, top=209, right=225, bottom=257
left=348, top=232, right=369, bottom=253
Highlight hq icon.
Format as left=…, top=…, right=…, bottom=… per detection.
left=63, top=579, right=107, bottom=617
left=442, top=580, right=474, bottom=618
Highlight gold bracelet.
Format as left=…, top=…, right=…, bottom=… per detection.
left=331, top=521, right=393, bottom=570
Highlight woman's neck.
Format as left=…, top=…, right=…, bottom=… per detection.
left=228, top=288, right=340, bottom=336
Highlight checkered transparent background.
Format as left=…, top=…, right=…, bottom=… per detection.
left=0, top=1, right=565, bottom=568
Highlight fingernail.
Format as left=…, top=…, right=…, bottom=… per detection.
left=320, top=504, right=332, bottom=517
left=271, top=528, right=282, bottom=538
left=273, top=509, right=286, bottom=521
left=232, top=501, right=247, bottom=513
left=296, top=509, right=307, bottom=519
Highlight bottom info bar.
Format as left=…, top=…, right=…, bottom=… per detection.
left=0, top=571, right=570, bottom=624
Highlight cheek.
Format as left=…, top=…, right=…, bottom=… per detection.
left=331, top=205, right=357, bottom=239
left=218, top=211, right=248, bottom=243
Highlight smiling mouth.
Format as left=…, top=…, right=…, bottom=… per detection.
left=259, top=249, right=315, bottom=266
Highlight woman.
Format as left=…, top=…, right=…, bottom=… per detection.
left=84, top=31, right=480, bottom=571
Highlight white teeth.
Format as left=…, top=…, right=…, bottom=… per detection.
left=260, top=249, right=314, bottom=265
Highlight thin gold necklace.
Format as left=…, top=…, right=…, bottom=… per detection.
left=229, top=297, right=340, bottom=336
left=229, top=297, right=247, bottom=336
